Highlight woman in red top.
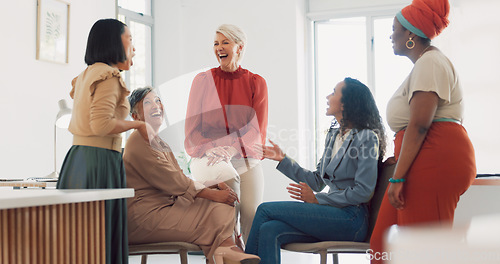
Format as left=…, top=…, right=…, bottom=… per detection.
left=185, top=24, right=268, bottom=246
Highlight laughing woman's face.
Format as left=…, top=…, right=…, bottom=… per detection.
left=213, top=32, right=241, bottom=72
left=137, top=92, right=164, bottom=130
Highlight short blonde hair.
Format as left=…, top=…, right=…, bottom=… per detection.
left=216, top=24, right=247, bottom=63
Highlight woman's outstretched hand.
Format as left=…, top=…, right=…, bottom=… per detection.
left=254, top=139, right=285, bottom=161
left=287, top=182, right=318, bottom=204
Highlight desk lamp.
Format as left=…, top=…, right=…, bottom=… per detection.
left=45, top=99, right=72, bottom=179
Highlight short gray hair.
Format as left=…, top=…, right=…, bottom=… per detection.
left=128, top=86, right=153, bottom=115
left=216, top=24, right=247, bottom=63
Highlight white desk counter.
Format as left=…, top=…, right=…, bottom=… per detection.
left=0, top=188, right=134, bottom=209
left=380, top=178, right=500, bottom=264
left=386, top=214, right=500, bottom=264
left=0, top=188, right=134, bottom=264
left=454, top=176, right=500, bottom=226
left=472, top=176, right=500, bottom=186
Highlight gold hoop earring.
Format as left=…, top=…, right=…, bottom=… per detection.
left=406, top=37, right=415, bottom=49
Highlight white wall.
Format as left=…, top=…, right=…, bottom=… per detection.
left=440, top=0, right=500, bottom=174
left=309, top=0, right=407, bottom=12
left=0, top=0, right=115, bottom=179
left=153, top=0, right=309, bottom=202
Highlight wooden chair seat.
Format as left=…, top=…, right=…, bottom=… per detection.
left=283, top=241, right=370, bottom=254
left=282, top=163, right=395, bottom=264
left=129, top=242, right=202, bottom=264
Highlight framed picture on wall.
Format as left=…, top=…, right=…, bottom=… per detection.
left=36, top=0, right=70, bottom=64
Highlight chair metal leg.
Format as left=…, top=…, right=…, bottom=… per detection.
left=141, top=254, right=148, bottom=264
left=332, top=253, right=339, bottom=264
left=180, top=249, right=189, bottom=264
left=319, top=250, right=327, bottom=264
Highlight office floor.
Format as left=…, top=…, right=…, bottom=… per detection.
left=129, top=251, right=369, bottom=264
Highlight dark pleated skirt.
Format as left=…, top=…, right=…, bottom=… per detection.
left=57, top=145, right=129, bottom=264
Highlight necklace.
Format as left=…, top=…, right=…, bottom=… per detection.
left=419, top=45, right=432, bottom=59
left=339, top=128, right=351, bottom=141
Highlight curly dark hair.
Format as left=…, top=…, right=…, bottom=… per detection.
left=332, top=77, right=387, bottom=161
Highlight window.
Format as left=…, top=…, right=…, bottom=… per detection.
left=117, top=0, right=153, bottom=146
left=117, top=0, right=154, bottom=89
left=313, top=14, right=413, bottom=161
left=372, top=17, right=412, bottom=144
left=118, top=0, right=151, bottom=16
left=314, top=17, right=367, bottom=159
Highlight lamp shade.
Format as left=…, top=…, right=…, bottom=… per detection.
left=55, top=99, right=72, bottom=128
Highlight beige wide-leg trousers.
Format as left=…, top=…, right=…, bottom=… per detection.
left=190, top=157, right=264, bottom=243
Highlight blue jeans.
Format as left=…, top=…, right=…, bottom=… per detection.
left=245, top=201, right=368, bottom=264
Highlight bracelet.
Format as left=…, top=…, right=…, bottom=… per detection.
left=388, top=177, right=406, bottom=183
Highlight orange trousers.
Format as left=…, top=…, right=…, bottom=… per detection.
left=369, top=122, right=476, bottom=264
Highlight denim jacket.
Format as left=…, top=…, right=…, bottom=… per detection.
left=277, top=128, right=379, bottom=207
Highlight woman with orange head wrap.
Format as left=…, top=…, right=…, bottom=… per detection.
left=369, top=0, right=476, bottom=263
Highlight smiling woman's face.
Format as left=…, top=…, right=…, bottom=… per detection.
left=136, top=92, right=164, bottom=130
left=213, top=32, right=241, bottom=71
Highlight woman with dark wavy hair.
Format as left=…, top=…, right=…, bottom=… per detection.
left=338, top=77, right=387, bottom=159
left=245, top=77, right=385, bottom=264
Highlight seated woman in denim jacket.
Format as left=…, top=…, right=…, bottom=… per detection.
left=245, top=77, right=386, bottom=264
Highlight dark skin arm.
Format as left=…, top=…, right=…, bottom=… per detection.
left=388, top=91, right=439, bottom=209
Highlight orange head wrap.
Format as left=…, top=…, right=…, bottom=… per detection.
left=397, top=0, right=450, bottom=39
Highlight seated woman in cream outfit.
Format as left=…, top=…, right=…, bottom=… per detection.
left=185, top=24, right=268, bottom=244
left=124, top=87, right=260, bottom=264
